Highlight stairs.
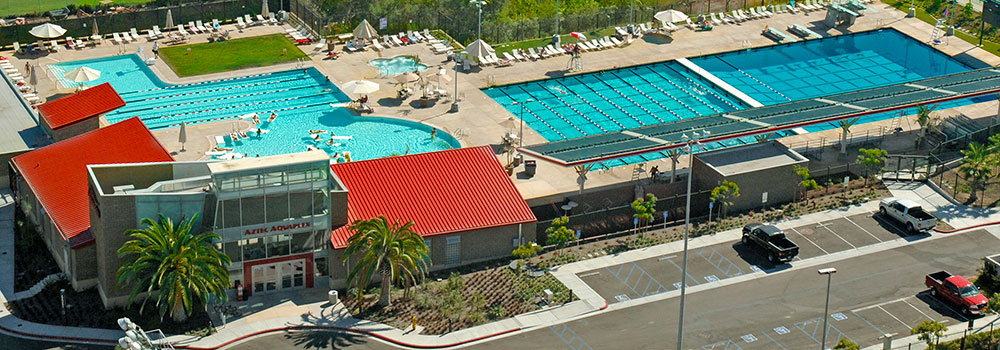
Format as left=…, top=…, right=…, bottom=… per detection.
left=930, top=18, right=947, bottom=44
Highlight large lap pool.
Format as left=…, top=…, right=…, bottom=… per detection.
left=484, top=28, right=978, bottom=168
left=48, top=55, right=459, bottom=160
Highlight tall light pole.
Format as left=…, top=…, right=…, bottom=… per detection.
left=819, top=267, right=838, bottom=350
left=629, top=0, right=635, bottom=33
left=555, top=0, right=560, bottom=37
left=471, top=0, right=486, bottom=40
left=676, top=129, right=708, bottom=350
left=512, top=99, right=534, bottom=148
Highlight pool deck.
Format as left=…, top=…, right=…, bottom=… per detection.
left=5, top=2, right=1000, bottom=204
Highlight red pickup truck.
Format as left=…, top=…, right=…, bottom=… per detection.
left=925, top=271, right=989, bottom=316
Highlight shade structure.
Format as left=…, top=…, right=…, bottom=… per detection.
left=341, top=80, right=379, bottom=94
left=262, top=0, right=270, bottom=17
left=465, top=39, right=495, bottom=59
left=353, top=19, right=378, bottom=40
left=165, top=10, right=174, bottom=29
left=570, top=32, right=588, bottom=42
left=63, top=67, right=101, bottom=82
left=29, top=23, right=67, bottom=39
left=394, top=71, right=420, bottom=84
left=92, top=18, right=99, bottom=36
left=178, top=122, right=188, bottom=150
left=654, top=9, right=689, bottom=23
left=423, top=71, right=451, bottom=84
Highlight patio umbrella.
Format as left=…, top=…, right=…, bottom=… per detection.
left=570, top=32, right=588, bottom=42
left=394, top=71, right=420, bottom=84
left=341, top=80, right=379, bottom=94
left=92, top=18, right=99, bottom=36
left=64, top=66, right=101, bottom=82
left=654, top=9, right=688, bottom=24
left=29, top=23, right=67, bottom=39
left=353, top=19, right=378, bottom=40
left=465, top=39, right=495, bottom=60
left=165, top=9, right=174, bottom=29
left=262, top=0, right=270, bottom=17
left=178, top=122, right=187, bottom=151
left=29, top=64, right=37, bottom=93
left=499, top=116, right=518, bottom=131
left=422, top=70, right=451, bottom=89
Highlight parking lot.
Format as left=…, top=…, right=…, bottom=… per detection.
left=577, top=212, right=913, bottom=303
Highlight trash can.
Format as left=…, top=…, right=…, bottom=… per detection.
left=328, top=290, right=339, bottom=304
left=513, top=154, right=523, bottom=167
left=524, top=160, right=536, bottom=177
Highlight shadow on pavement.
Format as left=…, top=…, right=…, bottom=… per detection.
left=913, top=291, right=973, bottom=322
left=730, top=241, right=791, bottom=273
left=283, top=329, right=369, bottom=350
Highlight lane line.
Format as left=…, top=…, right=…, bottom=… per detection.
left=788, top=227, right=830, bottom=255
left=877, top=305, right=912, bottom=329
left=843, top=216, right=884, bottom=243
left=852, top=297, right=913, bottom=313
left=664, top=258, right=702, bottom=286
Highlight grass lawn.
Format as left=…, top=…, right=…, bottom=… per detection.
left=493, top=28, right=619, bottom=55
left=880, top=0, right=1000, bottom=58
left=1, top=0, right=155, bottom=17
left=159, top=34, right=309, bottom=77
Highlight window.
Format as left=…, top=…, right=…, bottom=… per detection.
left=240, top=196, right=265, bottom=225
left=242, top=238, right=266, bottom=261
left=315, top=256, right=328, bottom=276
left=224, top=242, right=242, bottom=263
left=265, top=192, right=289, bottom=222
left=288, top=191, right=313, bottom=219
left=291, top=231, right=313, bottom=253
left=267, top=234, right=291, bottom=257
left=512, top=237, right=519, bottom=248
left=312, top=188, right=328, bottom=216
left=445, top=236, right=461, bottom=266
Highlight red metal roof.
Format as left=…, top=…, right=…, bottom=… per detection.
left=37, top=83, right=125, bottom=130
left=11, top=118, right=173, bottom=248
left=329, top=146, right=536, bottom=249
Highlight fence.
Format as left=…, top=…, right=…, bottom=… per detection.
left=0, top=0, right=282, bottom=47
left=783, top=125, right=890, bottom=161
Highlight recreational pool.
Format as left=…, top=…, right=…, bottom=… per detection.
left=50, top=55, right=457, bottom=160
left=484, top=28, right=980, bottom=168
left=370, top=56, right=428, bottom=76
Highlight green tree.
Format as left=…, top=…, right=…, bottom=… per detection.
left=545, top=216, right=576, bottom=252
left=794, top=165, right=819, bottom=202
left=833, top=338, right=860, bottom=350
left=666, top=148, right=682, bottom=183
left=116, top=213, right=230, bottom=322
left=710, top=180, right=741, bottom=219
left=958, top=142, right=995, bottom=204
left=343, top=216, right=430, bottom=307
left=915, top=104, right=940, bottom=148
left=512, top=242, right=539, bottom=260
left=631, top=193, right=657, bottom=230
left=837, top=117, right=860, bottom=156
left=910, top=319, right=948, bottom=346
left=855, top=148, right=888, bottom=186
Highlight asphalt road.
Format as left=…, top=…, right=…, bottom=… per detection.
left=223, top=228, right=1000, bottom=350
left=0, top=332, right=111, bottom=350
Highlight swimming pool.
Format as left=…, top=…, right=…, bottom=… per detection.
left=484, top=28, right=977, bottom=167
left=370, top=56, right=428, bottom=76
left=50, top=55, right=458, bottom=160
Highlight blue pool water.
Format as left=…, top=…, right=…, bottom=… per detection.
left=484, top=28, right=977, bottom=168
left=370, top=56, right=428, bottom=76
left=49, top=55, right=458, bottom=160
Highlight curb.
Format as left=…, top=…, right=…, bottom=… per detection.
left=934, top=220, right=1000, bottom=233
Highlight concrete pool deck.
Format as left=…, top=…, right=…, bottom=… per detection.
left=5, top=2, right=1000, bottom=204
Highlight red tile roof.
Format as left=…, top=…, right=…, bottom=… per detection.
left=37, top=83, right=125, bottom=130
left=11, top=118, right=173, bottom=248
left=329, top=146, right=536, bottom=249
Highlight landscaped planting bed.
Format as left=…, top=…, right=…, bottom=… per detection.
left=13, top=207, right=62, bottom=292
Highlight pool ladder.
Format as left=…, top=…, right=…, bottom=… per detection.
left=295, top=58, right=305, bottom=68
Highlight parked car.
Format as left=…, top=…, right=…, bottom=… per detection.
left=925, top=271, right=988, bottom=316
left=879, top=197, right=937, bottom=233
left=741, top=224, right=799, bottom=263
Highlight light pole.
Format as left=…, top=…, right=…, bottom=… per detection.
left=676, top=129, right=708, bottom=350
left=818, top=267, right=838, bottom=350
left=511, top=99, right=534, bottom=148
left=629, top=0, right=635, bottom=33
left=117, top=317, right=174, bottom=350
left=451, top=61, right=460, bottom=112
left=555, top=0, right=560, bottom=37
left=471, top=0, right=486, bottom=40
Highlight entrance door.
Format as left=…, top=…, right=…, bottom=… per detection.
left=251, top=259, right=306, bottom=294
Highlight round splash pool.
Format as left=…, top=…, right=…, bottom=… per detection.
left=370, top=56, right=428, bottom=76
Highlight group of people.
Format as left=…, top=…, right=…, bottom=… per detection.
left=353, top=95, right=373, bottom=113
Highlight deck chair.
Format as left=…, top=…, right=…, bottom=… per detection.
left=710, top=13, right=722, bottom=25
left=390, top=35, right=403, bottom=46
left=749, top=8, right=762, bottom=18
left=759, top=6, right=773, bottom=16
left=237, top=17, right=247, bottom=28
left=187, top=22, right=199, bottom=33
left=75, top=38, right=85, bottom=48
left=244, top=14, right=255, bottom=26
left=422, top=29, right=436, bottom=40
left=502, top=51, right=517, bottom=63
left=177, top=25, right=189, bottom=36
left=212, top=19, right=222, bottom=30
left=512, top=50, right=526, bottom=61
left=315, top=38, right=328, bottom=51
left=12, top=42, right=20, bottom=53
left=195, top=20, right=207, bottom=32
left=256, top=15, right=267, bottom=25
left=153, top=25, right=163, bottom=36
left=49, top=40, right=59, bottom=51
left=268, top=13, right=278, bottom=24
left=122, top=32, right=134, bottom=42
left=371, top=38, right=385, bottom=51
left=66, top=37, right=76, bottom=49
left=146, top=29, right=157, bottom=40
left=130, top=27, right=141, bottom=39
left=112, top=32, right=123, bottom=44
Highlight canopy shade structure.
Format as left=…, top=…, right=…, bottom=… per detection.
left=341, top=80, right=379, bottom=94
left=63, top=66, right=102, bottom=82
left=654, top=9, right=689, bottom=23
left=519, top=68, right=1000, bottom=166
left=465, top=39, right=495, bottom=58
left=394, top=71, right=420, bottom=84
left=29, top=23, right=67, bottom=38
left=262, top=0, right=270, bottom=17
left=353, top=19, right=378, bottom=40
left=166, top=10, right=174, bottom=29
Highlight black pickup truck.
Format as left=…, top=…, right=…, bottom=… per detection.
left=742, top=224, right=800, bottom=263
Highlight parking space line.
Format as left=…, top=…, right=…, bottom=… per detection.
left=697, top=246, right=745, bottom=277
left=550, top=324, right=594, bottom=350
left=902, top=299, right=935, bottom=321
left=852, top=297, right=913, bottom=313
left=701, top=340, right=743, bottom=350
left=877, top=305, right=912, bottom=329
left=795, top=318, right=853, bottom=345
left=788, top=227, right=830, bottom=255
left=816, top=222, right=857, bottom=249
left=850, top=310, right=888, bottom=335
left=664, top=257, right=702, bottom=286
left=604, top=263, right=669, bottom=297
left=843, top=216, right=884, bottom=243
left=760, top=331, right=788, bottom=350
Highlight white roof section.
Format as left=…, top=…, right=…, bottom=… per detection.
left=0, top=77, right=46, bottom=155
left=695, top=141, right=808, bottom=176
left=206, top=150, right=329, bottom=174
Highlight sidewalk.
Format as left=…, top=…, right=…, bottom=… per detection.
left=884, top=180, right=1000, bottom=230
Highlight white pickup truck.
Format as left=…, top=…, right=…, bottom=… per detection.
left=879, top=197, right=937, bottom=233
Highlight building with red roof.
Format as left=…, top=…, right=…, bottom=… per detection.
left=9, top=117, right=173, bottom=290
left=328, top=146, right=536, bottom=288
left=36, top=82, right=125, bottom=141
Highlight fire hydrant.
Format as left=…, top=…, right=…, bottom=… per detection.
left=412, top=316, right=417, bottom=331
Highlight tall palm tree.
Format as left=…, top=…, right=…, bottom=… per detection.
left=116, top=213, right=230, bottom=322
left=343, top=216, right=429, bottom=307
left=915, top=104, right=940, bottom=148
left=838, top=117, right=859, bottom=156
left=959, top=142, right=995, bottom=204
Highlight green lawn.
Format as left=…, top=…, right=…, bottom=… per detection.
left=493, top=28, right=619, bottom=55
left=880, top=0, right=1000, bottom=58
left=159, top=34, right=309, bottom=77
left=1, top=0, right=155, bottom=17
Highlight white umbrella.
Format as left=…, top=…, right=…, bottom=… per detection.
left=92, top=18, right=99, bottom=36
left=64, top=66, right=101, bottom=82
left=262, top=0, right=270, bottom=17
left=353, top=19, right=378, bottom=40
left=465, top=39, right=495, bottom=59
left=165, top=9, right=174, bottom=29
left=29, top=64, right=37, bottom=93
left=341, top=80, right=379, bottom=94
left=29, top=23, right=67, bottom=38
left=394, top=71, right=420, bottom=84
left=179, top=122, right=188, bottom=151
left=654, top=9, right=689, bottom=23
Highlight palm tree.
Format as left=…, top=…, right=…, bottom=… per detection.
left=838, top=117, right=859, bottom=156
left=958, top=142, right=994, bottom=204
left=343, top=216, right=430, bottom=307
left=666, top=148, right=682, bottom=183
left=915, top=104, right=940, bottom=148
left=116, top=213, right=230, bottom=322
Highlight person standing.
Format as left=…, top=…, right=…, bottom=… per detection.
left=152, top=42, right=159, bottom=58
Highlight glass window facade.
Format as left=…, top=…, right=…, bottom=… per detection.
left=135, top=194, right=206, bottom=226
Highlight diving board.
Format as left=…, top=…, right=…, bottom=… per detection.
left=763, top=28, right=798, bottom=43
left=831, top=3, right=859, bottom=16
left=788, top=24, right=823, bottom=39
left=675, top=57, right=764, bottom=108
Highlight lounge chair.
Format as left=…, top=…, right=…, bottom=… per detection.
left=268, top=13, right=279, bottom=24
left=237, top=17, right=247, bottom=28
left=390, top=35, right=403, bottom=46
left=512, top=50, right=526, bottom=61
left=177, top=25, right=189, bottom=36
left=749, top=8, right=762, bottom=18
left=685, top=18, right=698, bottom=29
left=372, top=38, right=384, bottom=51
left=315, top=38, right=328, bottom=51
left=146, top=29, right=157, bottom=40
left=212, top=19, right=221, bottom=31
left=710, top=13, right=722, bottom=25
left=760, top=6, right=773, bottom=16
left=12, top=42, right=20, bottom=53
left=592, top=39, right=607, bottom=49
left=527, top=47, right=542, bottom=60
left=422, top=29, right=435, bottom=40
left=410, top=30, right=425, bottom=42
left=196, top=20, right=208, bottom=32
left=738, top=9, right=753, bottom=20
left=255, top=15, right=267, bottom=25
left=122, top=31, right=134, bottom=42
left=153, top=25, right=163, bottom=36
left=609, top=36, right=625, bottom=46
left=129, top=27, right=140, bottom=40
left=786, top=4, right=799, bottom=13
left=75, top=38, right=85, bottom=48
left=244, top=14, right=255, bottom=26
left=185, top=22, right=196, bottom=34
left=502, top=51, right=517, bottom=62
left=615, top=26, right=628, bottom=37
left=112, top=32, right=123, bottom=44
left=66, top=37, right=76, bottom=49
